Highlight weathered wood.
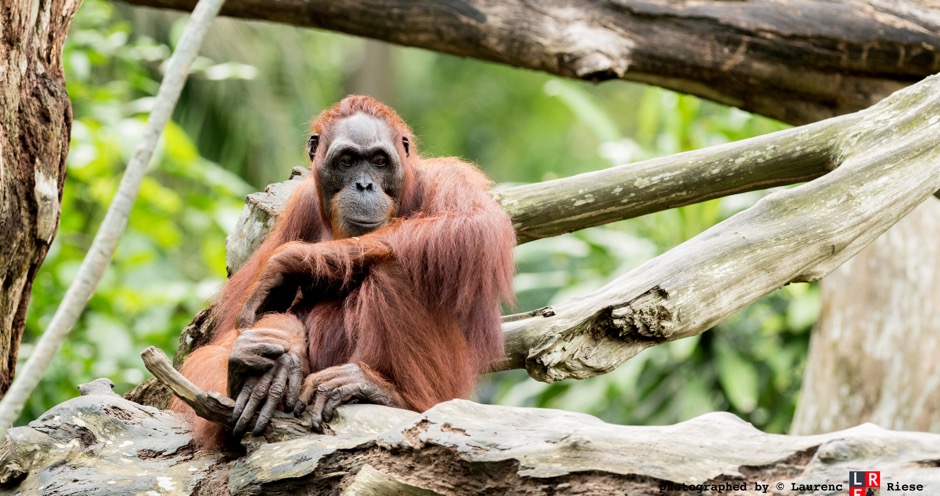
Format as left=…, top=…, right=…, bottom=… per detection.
left=141, top=346, right=236, bottom=426
left=0, top=380, right=220, bottom=494
left=226, top=167, right=307, bottom=276
left=495, top=117, right=846, bottom=243
left=126, top=307, right=220, bottom=408
left=117, top=0, right=940, bottom=125
left=0, top=0, right=80, bottom=396
left=342, top=465, right=441, bottom=496
left=4, top=383, right=940, bottom=494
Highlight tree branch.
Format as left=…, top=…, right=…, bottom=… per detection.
left=140, top=347, right=234, bottom=426
left=11, top=383, right=940, bottom=494
left=495, top=115, right=849, bottom=243
left=497, top=72, right=940, bottom=381
left=118, top=0, right=940, bottom=124
left=128, top=348, right=940, bottom=493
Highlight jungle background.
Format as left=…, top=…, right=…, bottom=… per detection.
left=18, top=0, right=814, bottom=432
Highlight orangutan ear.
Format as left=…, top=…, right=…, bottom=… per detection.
left=401, top=136, right=410, bottom=157
left=307, top=134, right=319, bottom=161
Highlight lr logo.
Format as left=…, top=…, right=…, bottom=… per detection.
left=849, top=471, right=880, bottom=496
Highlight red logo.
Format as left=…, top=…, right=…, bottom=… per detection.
left=849, top=471, right=880, bottom=495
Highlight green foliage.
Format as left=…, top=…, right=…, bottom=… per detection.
left=22, top=0, right=817, bottom=434
left=19, top=1, right=251, bottom=423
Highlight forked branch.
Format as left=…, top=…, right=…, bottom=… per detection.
left=498, top=73, right=940, bottom=381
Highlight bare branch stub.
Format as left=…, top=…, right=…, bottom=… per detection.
left=141, top=346, right=233, bottom=425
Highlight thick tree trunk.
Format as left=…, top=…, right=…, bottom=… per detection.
left=0, top=0, right=80, bottom=397
left=791, top=199, right=940, bottom=435
left=118, top=0, right=940, bottom=125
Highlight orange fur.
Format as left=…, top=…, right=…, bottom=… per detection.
left=173, top=96, right=515, bottom=449
left=172, top=331, right=235, bottom=449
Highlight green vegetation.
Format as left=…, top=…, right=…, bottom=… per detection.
left=21, top=1, right=250, bottom=421
left=21, top=0, right=815, bottom=433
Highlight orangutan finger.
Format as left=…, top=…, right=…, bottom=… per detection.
left=253, top=361, right=290, bottom=436
left=321, top=383, right=362, bottom=423
left=231, top=375, right=258, bottom=426
left=284, top=354, right=304, bottom=412
left=233, top=369, right=275, bottom=437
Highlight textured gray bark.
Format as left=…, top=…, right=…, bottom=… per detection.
left=7, top=380, right=940, bottom=495
left=0, top=0, right=80, bottom=396
left=791, top=199, right=940, bottom=435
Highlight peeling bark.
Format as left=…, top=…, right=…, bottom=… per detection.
left=225, top=167, right=307, bottom=276
left=611, top=286, right=676, bottom=340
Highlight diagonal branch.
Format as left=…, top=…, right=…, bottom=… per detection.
left=495, top=115, right=850, bottom=243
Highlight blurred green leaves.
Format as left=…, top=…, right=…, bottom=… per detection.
left=20, top=0, right=251, bottom=423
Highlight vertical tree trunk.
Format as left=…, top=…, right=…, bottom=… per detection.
left=0, top=0, right=81, bottom=396
left=348, top=39, right=395, bottom=104
left=791, top=199, right=940, bottom=434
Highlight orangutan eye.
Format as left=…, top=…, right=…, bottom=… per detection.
left=372, top=154, right=387, bottom=167
left=338, top=155, right=353, bottom=167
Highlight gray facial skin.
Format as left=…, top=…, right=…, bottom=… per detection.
left=317, top=113, right=406, bottom=237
